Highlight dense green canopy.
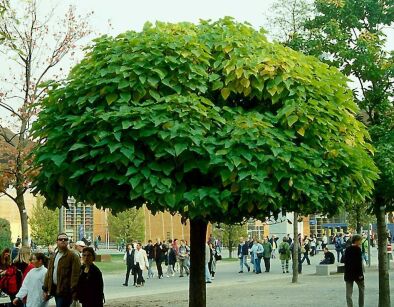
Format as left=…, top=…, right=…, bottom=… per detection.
left=31, top=18, right=378, bottom=223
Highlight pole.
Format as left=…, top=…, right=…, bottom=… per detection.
left=58, top=206, right=64, bottom=233
left=368, top=223, right=372, bottom=267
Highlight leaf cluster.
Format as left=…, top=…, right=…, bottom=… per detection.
left=31, top=18, right=378, bottom=223
left=28, top=196, right=59, bottom=246
left=107, top=208, right=145, bottom=243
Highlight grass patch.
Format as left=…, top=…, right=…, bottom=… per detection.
left=95, top=254, right=125, bottom=274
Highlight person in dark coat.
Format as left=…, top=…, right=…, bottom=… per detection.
left=319, top=247, right=335, bottom=264
left=153, top=238, right=165, bottom=279
left=123, top=244, right=136, bottom=286
left=76, top=247, right=104, bottom=307
left=343, top=234, right=364, bottom=307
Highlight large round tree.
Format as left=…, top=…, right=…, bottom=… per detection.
left=31, top=18, right=378, bottom=306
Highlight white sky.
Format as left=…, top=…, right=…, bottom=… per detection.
left=72, top=0, right=272, bottom=35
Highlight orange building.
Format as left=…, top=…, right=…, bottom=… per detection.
left=0, top=191, right=201, bottom=244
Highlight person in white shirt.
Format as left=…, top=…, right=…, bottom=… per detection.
left=134, top=243, right=149, bottom=287
left=12, top=252, right=48, bottom=307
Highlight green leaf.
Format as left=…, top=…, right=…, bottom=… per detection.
left=120, top=146, right=134, bottom=158
left=69, top=143, right=87, bottom=151
left=174, top=143, right=188, bottom=156
left=221, top=88, right=230, bottom=100
left=106, top=93, right=118, bottom=105
left=161, top=178, right=172, bottom=188
left=129, top=176, right=142, bottom=189
left=287, top=115, right=298, bottom=127
left=122, top=120, right=133, bottom=130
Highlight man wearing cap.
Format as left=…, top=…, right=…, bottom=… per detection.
left=43, top=233, right=81, bottom=307
left=73, top=240, right=86, bottom=263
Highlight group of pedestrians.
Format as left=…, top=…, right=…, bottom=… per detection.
left=0, top=233, right=104, bottom=307
left=237, top=237, right=274, bottom=274
left=123, top=237, right=222, bottom=286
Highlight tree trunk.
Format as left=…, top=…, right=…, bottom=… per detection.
left=16, top=189, right=29, bottom=247
left=292, top=212, right=299, bottom=283
left=356, top=206, right=362, bottom=234
left=229, top=240, right=233, bottom=258
left=376, top=203, right=390, bottom=307
left=189, top=219, right=207, bottom=307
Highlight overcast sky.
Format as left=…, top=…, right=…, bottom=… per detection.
left=71, top=0, right=273, bottom=35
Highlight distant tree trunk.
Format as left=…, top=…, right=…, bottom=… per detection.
left=292, top=212, right=299, bottom=283
left=16, top=190, right=28, bottom=246
left=376, top=199, right=390, bottom=307
left=356, top=205, right=362, bottom=234
left=189, top=219, right=207, bottom=307
left=229, top=240, right=233, bottom=258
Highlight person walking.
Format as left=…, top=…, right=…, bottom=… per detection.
left=250, top=240, right=264, bottom=274
left=76, top=247, right=104, bottom=307
left=178, top=240, right=190, bottom=277
left=165, top=240, right=177, bottom=278
left=361, top=234, right=369, bottom=265
left=322, top=234, right=328, bottom=250
left=278, top=237, right=291, bottom=274
left=144, top=240, right=155, bottom=279
left=262, top=238, right=272, bottom=272
left=123, top=244, right=135, bottom=286
left=237, top=237, right=250, bottom=273
left=208, top=242, right=217, bottom=279
left=134, top=243, right=149, bottom=287
left=43, top=233, right=81, bottom=307
left=335, top=233, right=345, bottom=262
left=11, top=246, right=35, bottom=305
left=300, top=238, right=311, bottom=265
left=343, top=234, right=364, bottom=307
left=153, top=238, right=165, bottom=279
left=12, top=252, right=48, bottom=307
left=205, top=243, right=212, bottom=284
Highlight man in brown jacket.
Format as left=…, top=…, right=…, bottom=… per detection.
left=43, top=233, right=81, bottom=307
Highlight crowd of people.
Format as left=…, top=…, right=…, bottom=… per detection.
left=122, top=237, right=222, bottom=287
left=0, top=233, right=104, bottom=307
left=0, top=230, right=373, bottom=307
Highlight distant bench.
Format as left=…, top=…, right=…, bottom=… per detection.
left=316, top=263, right=344, bottom=276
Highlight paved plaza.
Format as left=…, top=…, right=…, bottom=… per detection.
left=102, top=248, right=394, bottom=306
left=1, top=248, right=392, bottom=306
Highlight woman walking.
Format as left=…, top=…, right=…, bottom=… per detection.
left=134, top=243, right=149, bottom=287
left=12, top=252, right=48, bottom=307
left=76, top=247, right=104, bottom=307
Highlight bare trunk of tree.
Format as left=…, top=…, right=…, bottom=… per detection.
left=292, top=212, right=299, bottom=283
left=229, top=240, right=233, bottom=258
left=376, top=201, right=390, bottom=307
left=189, top=219, right=207, bottom=307
left=16, top=188, right=28, bottom=246
left=356, top=205, right=362, bottom=234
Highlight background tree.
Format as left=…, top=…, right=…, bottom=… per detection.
left=107, top=208, right=145, bottom=244
left=266, top=0, right=314, bottom=44
left=28, top=196, right=58, bottom=246
left=31, top=19, right=378, bottom=306
left=0, top=0, right=91, bottom=246
left=346, top=202, right=376, bottom=233
left=0, top=218, right=11, bottom=251
left=268, top=0, right=394, bottom=304
left=213, top=223, right=247, bottom=258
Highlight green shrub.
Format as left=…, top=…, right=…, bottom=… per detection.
left=0, top=218, right=12, bottom=252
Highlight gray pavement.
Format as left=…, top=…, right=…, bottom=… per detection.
left=2, top=248, right=393, bottom=306
left=102, top=248, right=394, bottom=306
